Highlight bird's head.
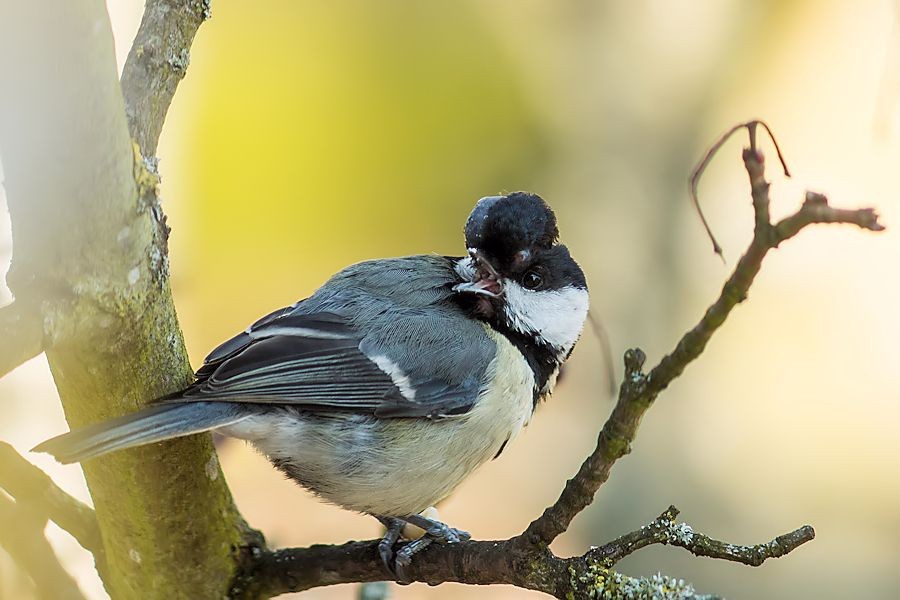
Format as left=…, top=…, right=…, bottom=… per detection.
left=454, top=192, right=588, bottom=359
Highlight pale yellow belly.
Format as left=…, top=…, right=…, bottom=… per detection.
left=222, top=327, right=537, bottom=517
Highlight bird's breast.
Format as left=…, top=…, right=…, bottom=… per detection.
left=220, top=326, right=536, bottom=517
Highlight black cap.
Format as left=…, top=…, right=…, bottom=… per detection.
left=464, top=192, right=558, bottom=269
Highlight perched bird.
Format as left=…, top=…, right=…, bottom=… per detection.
left=35, top=192, right=589, bottom=576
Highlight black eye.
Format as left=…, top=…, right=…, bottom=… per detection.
left=522, top=269, right=543, bottom=290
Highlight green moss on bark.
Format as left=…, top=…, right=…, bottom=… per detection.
left=0, top=1, right=251, bottom=597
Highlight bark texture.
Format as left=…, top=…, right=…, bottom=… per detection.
left=0, top=1, right=251, bottom=597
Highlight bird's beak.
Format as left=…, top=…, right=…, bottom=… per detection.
left=453, top=249, right=504, bottom=297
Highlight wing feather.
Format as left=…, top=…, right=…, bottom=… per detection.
left=172, top=306, right=480, bottom=418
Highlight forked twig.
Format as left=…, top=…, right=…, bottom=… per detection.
left=689, top=119, right=792, bottom=259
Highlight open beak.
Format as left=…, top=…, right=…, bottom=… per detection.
left=453, top=249, right=504, bottom=297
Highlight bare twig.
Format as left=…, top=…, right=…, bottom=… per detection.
left=121, top=0, right=211, bottom=157
left=0, top=301, right=43, bottom=380
left=689, top=119, right=791, bottom=258
left=522, top=124, right=882, bottom=547
left=0, top=442, right=103, bottom=557
left=0, top=493, right=87, bottom=600
left=774, top=191, right=885, bottom=240
left=588, top=506, right=814, bottom=568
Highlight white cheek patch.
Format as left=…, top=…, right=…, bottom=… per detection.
left=502, top=281, right=589, bottom=354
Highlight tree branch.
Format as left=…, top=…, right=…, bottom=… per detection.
left=0, top=493, right=87, bottom=600
left=588, top=506, right=815, bottom=568
left=522, top=124, right=883, bottom=547
left=0, top=301, right=42, bottom=380
left=121, top=0, right=210, bottom=157
left=232, top=536, right=724, bottom=599
left=0, top=1, right=252, bottom=597
left=234, top=504, right=812, bottom=600
left=0, top=442, right=102, bottom=556
left=688, top=119, right=792, bottom=258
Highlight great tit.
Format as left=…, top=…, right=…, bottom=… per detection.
left=34, top=191, right=589, bottom=575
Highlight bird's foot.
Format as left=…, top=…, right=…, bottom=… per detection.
left=393, top=514, right=470, bottom=583
left=373, top=513, right=471, bottom=582
left=375, top=517, right=405, bottom=577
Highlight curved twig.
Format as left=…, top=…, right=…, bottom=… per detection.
left=689, top=119, right=792, bottom=259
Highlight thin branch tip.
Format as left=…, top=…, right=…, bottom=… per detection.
left=754, top=119, right=791, bottom=177
left=589, top=506, right=815, bottom=570
left=690, top=119, right=791, bottom=259
left=623, top=347, right=646, bottom=373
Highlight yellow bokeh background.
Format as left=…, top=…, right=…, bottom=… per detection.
left=2, top=1, right=899, bottom=598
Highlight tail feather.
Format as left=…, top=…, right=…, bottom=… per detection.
left=33, top=402, right=248, bottom=464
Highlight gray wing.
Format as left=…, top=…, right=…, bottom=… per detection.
left=169, top=304, right=489, bottom=419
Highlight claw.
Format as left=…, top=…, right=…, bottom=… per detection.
left=375, top=517, right=405, bottom=577
left=392, top=514, right=470, bottom=582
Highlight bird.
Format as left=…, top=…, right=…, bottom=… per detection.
left=34, top=191, right=589, bottom=577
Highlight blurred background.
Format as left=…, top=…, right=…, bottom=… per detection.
left=2, top=1, right=899, bottom=598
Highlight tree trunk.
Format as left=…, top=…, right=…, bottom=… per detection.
left=0, top=1, right=251, bottom=596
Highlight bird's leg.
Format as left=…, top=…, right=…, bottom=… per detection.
left=375, top=516, right=405, bottom=576
left=393, top=514, right=471, bottom=582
